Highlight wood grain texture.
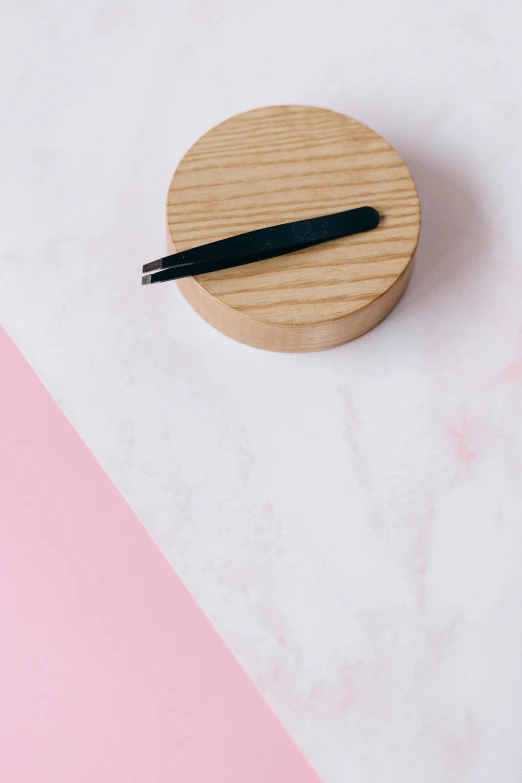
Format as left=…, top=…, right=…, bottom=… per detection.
left=167, top=105, right=421, bottom=352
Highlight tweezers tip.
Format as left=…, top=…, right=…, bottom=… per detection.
left=142, top=259, right=162, bottom=273
left=141, top=275, right=152, bottom=285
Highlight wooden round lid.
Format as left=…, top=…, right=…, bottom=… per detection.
left=167, top=105, right=420, bottom=352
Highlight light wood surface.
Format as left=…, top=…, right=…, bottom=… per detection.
left=167, top=105, right=421, bottom=352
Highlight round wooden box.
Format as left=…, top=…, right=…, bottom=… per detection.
left=167, top=105, right=420, bottom=352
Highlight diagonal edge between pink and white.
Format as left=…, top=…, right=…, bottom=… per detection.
left=0, top=325, right=322, bottom=783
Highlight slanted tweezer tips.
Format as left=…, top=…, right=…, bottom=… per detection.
left=142, top=258, right=162, bottom=273
left=142, top=275, right=152, bottom=285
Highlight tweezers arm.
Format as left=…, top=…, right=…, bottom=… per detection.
left=142, top=206, right=379, bottom=285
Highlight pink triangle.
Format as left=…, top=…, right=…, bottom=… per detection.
left=0, top=327, right=321, bottom=783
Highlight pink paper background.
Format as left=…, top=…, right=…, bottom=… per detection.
left=0, top=326, right=320, bottom=783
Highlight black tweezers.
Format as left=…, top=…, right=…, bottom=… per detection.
left=142, top=206, right=380, bottom=285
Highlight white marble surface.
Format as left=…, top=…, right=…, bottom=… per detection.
left=2, top=1, right=522, bottom=780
